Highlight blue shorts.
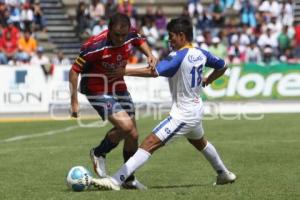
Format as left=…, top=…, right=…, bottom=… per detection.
left=87, top=91, right=135, bottom=120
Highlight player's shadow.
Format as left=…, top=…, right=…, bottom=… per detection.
left=150, top=182, right=211, bottom=189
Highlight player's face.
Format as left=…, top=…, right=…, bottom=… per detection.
left=109, top=24, right=130, bottom=47
left=168, top=32, right=185, bottom=50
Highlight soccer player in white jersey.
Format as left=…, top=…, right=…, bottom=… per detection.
left=92, top=17, right=236, bottom=190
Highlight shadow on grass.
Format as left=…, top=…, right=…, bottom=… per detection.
left=150, top=182, right=212, bottom=189
left=63, top=182, right=212, bottom=192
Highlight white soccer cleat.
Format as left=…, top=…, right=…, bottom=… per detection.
left=215, top=171, right=236, bottom=185
left=92, top=177, right=121, bottom=191
left=90, top=148, right=107, bottom=178
left=122, top=179, right=148, bottom=190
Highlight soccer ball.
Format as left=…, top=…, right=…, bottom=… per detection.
left=66, top=166, right=93, bottom=192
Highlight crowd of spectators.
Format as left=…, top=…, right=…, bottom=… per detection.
left=0, top=0, right=70, bottom=67
left=0, top=0, right=299, bottom=66
left=76, top=0, right=300, bottom=65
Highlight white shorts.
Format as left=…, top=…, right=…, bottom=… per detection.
left=152, top=116, right=204, bottom=144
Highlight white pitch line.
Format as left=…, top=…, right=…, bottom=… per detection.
left=0, top=121, right=99, bottom=143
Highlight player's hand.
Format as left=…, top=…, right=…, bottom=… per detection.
left=201, top=77, right=210, bottom=88
left=70, top=100, right=79, bottom=118
left=147, top=55, right=158, bottom=70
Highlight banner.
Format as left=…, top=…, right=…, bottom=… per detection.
left=0, top=65, right=49, bottom=113
left=0, top=63, right=300, bottom=113
left=203, top=63, right=300, bottom=100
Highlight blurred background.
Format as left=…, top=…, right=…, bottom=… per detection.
left=0, top=0, right=299, bottom=119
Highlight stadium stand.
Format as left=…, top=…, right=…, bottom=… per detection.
left=1, top=0, right=300, bottom=63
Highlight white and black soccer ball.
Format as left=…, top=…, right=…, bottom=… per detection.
left=66, top=166, right=92, bottom=192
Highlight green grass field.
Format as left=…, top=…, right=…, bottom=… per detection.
left=0, top=114, right=299, bottom=200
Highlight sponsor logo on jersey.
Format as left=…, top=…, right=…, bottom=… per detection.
left=188, top=55, right=203, bottom=63
left=102, top=54, right=112, bottom=59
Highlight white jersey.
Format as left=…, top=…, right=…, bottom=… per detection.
left=156, top=46, right=225, bottom=124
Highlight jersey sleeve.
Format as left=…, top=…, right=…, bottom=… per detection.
left=200, top=49, right=225, bottom=70
left=129, top=30, right=146, bottom=47
left=156, top=49, right=188, bottom=77
left=71, top=46, right=89, bottom=73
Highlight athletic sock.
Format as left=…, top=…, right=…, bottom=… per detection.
left=201, top=142, right=229, bottom=174
left=94, top=136, right=118, bottom=157
left=123, top=150, right=135, bottom=182
left=112, top=148, right=151, bottom=185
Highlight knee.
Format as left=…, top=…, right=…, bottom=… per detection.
left=120, top=124, right=138, bottom=140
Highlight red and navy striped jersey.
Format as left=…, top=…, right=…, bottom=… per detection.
left=72, top=29, right=145, bottom=94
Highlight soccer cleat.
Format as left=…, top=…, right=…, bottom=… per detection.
left=215, top=171, right=236, bottom=185
left=90, top=148, right=106, bottom=178
left=92, top=177, right=121, bottom=191
left=122, top=179, right=148, bottom=190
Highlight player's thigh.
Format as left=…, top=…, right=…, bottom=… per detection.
left=116, top=91, right=135, bottom=119
left=152, top=116, right=192, bottom=145
left=87, top=94, right=118, bottom=120
left=185, top=122, right=204, bottom=140
left=108, top=111, right=135, bottom=133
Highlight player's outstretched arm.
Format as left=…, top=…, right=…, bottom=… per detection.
left=125, top=66, right=159, bottom=77
left=137, top=42, right=158, bottom=69
left=202, top=66, right=227, bottom=87
left=69, top=69, right=79, bottom=118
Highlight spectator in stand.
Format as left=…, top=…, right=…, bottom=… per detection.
left=141, top=5, right=155, bottom=26
left=0, top=30, right=18, bottom=63
left=92, top=17, right=108, bottom=36
left=20, top=2, right=34, bottom=31
left=294, top=23, right=300, bottom=47
left=76, top=0, right=89, bottom=37
left=230, top=27, right=250, bottom=47
left=0, top=1, right=9, bottom=27
left=280, top=47, right=298, bottom=64
left=52, top=50, right=71, bottom=65
left=240, top=0, right=256, bottom=27
left=2, top=18, right=20, bottom=41
left=105, top=0, right=118, bottom=19
left=222, top=0, right=235, bottom=9
left=267, top=16, right=282, bottom=37
left=280, top=0, right=294, bottom=26
left=33, top=1, right=47, bottom=32
left=11, top=47, right=30, bottom=65
left=208, top=36, right=227, bottom=59
left=209, top=0, right=225, bottom=27
left=117, top=0, right=134, bottom=17
left=154, top=7, right=167, bottom=39
left=89, top=0, right=105, bottom=28
left=245, top=40, right=262, bottom=63
left=278, top=25, right=291, bottom=56
left=195, top=35, right=208, bottom=50
left=141, top=17, right=159, bottom=47
left=257, top=27, right=278, bottom=49
left=30, top=46, right=49, bottom=65
left=187, top=0, right=203, bottom=18
left=8, top=1, right=21, bottom=28
left=180, top=5, right=192, bottom=20
left=196, top=9, right=213, bottom=31
left=18, top=30, right=37, bottom=57
left=262, top=46, right=278, bottom=65
left=227, top=40, right=246, bottom=64
left=118, top=0, right=137, bottom=28
left=0, top=49, right=7, bottom=64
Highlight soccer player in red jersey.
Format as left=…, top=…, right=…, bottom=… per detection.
left=69, top=13, right=157, bottom=189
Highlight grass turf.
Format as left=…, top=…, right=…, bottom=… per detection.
left=0, top=114, right=299, bottom=200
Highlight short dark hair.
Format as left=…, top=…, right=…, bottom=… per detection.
left=167, top=17, right=193, bottom=42
left=108, top=13, right=131, bottom=29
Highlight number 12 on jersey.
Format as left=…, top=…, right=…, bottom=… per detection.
left=190, top=65, right=203, bottom=88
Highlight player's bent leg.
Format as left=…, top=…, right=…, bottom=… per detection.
left=188, top=137, right=236, bottom=185
left=93, top=133, right=163, bottom=191
left=91, top=128, right=121, bottom=177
